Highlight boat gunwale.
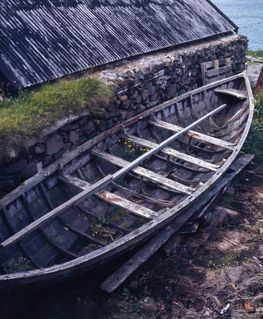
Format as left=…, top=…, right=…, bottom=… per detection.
left=0, top=71, right=253, bottom=284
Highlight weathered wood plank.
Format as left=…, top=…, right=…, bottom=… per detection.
left=215, top=88, right=247, bottom=100
left=125, top=135, right=219, bottom=171
left=150, top=119, right=235, bottom=150
left=206, top=65, right=232, bottom=78
left=92, top=149, right=194, bottom=195
left=60, top=175, right=157, bottom=219
left=0, top=175, right=112, bottom=249
left=100, top=223, right=178, bottom=293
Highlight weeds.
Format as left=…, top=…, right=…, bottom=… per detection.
left=247, top=50, right=263, bottom=58
left=119, top=138, right=149, bottom=162
left=243, top=92, right=263, bottom=161
left=3, top=257, right=32, bottom=273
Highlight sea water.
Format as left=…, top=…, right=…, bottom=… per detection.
left=213, top=0, right=263, bottom=50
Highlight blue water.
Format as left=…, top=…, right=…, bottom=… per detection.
left=213, top=0, right=263, bottom=50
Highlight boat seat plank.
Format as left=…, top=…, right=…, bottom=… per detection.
left=215, top=89, right=247, bottom=100
left=125, top=135, right=219, bottom=171
left=60, top=175, right=158, bottom=220
left=92, top=149, right=194, bottom=195
left=150, top=119, right=235, bottom=150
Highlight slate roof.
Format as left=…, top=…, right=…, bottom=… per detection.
left=0, top=0, right=237, bottom=88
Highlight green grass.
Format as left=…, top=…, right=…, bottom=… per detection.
left=243, top=92, right=263, bottom=161
left=247, top=49, right=263, bottom=58
left=0, top=76, right=112, bottom=150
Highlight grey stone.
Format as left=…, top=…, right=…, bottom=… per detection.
left=168, top=84, right=177, bottom=98
left=148, top=85, right=156, bottom=96
left=61, top=121, right=80, bottom=132
left=0, top=179, right=16, bottom=190
left=82, top=120, right=95, bottom=135
left=225, top=266, right=245, bottom=284
left=119, top=94, right=128, bottom=102
left=5, top=159, right=27, bottom=175
left=46, top=134, right=64, bottom=156
left=21, top=163, right=38, bottom=179
left=135, top=95, right=142, bottom=104
left=142, top=89, right=149, bottom=100
left=140, top=297, right=158, bottom=315
left=34, top=143, right=46, bottom=154
left=69, top=131, right=79, bottom=144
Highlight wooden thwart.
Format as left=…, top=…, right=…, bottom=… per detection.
left=215, top=89, right=247, bottom=100
left=60, top=175, right=158, bottom=219
left=125, top=135, right=219, bottom=171
left=92, top=149, right=194, bottom=195
left=150, top=119, right=235, bottom=150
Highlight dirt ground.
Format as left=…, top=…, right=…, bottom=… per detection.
left=107, top=162, right=263, bottom=319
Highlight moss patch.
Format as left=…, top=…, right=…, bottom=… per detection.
left=0, top=77, right=112, bottom=152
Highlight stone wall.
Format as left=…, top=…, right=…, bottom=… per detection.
left=0, top=34, right=248, bottom=197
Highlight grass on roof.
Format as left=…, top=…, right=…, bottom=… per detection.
left=0, top=76, right=112, bottom=148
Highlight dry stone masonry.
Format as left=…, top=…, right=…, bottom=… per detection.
left=0, top=34, right=247, bottom=196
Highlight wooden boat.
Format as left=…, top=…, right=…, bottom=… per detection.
left=0, top=71, right=253, bottom=293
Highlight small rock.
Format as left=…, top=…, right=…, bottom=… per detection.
left=243, top=300, right=256, bottom=314
left=69, top=131, right=79, bottom=144
left=46, top=134, right=64, bottom=156
left=128, top=280, right=139, bottom=290
left=225, top=266, right=244, bottom=284
left=140, top=297, right=158, bottom=315
left=142, top=89, right=149, bottom=100
left=82, top=120, right=96, bottom=135
left=0, top=179, right=16, bottom=191
left=34, top=143, right=46, bottom=154
left=119, top=95, right=128, bottom=102
left=5, top=159, right=27, bottom=175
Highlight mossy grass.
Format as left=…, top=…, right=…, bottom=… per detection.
left=0, top=76, right=112, bottom=150
left=243, top=92, right=263, bottom=161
